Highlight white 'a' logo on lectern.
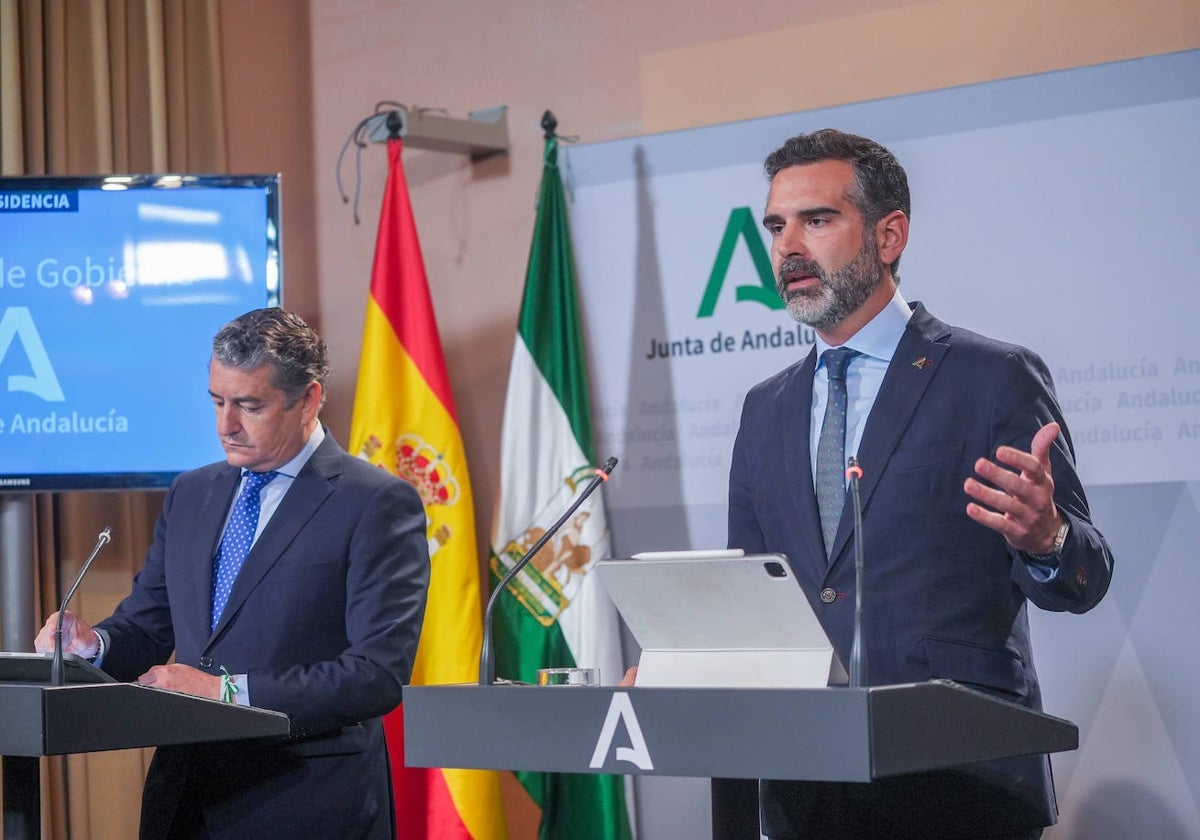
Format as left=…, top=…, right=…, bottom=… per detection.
left=0, top=307, right=65, bottom=402
left=589, top=691, right=654, bottom=770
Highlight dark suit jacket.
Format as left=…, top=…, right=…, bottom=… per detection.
left=728, top=303, right=1114, bottom=839
left=97, top=432, right=429, bottom=840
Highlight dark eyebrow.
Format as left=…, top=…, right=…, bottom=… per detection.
left=762, top=206, right=844, bottom=229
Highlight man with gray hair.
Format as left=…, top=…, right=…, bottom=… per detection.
left=37, top=307, right=429, bottom=839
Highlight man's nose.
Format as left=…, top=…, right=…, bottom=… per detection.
left=215, top=407, right=239, bottom=437
left=776, top=227, right=808, bottom=260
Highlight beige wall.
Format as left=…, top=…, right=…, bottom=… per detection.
left=218, top=0, right=1197, bottom=835
left=642, top=0, right=1200, bottom=132
left=219, top=0, right=319, bottom=326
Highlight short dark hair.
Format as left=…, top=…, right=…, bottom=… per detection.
left=212, top=308, right=329, bottom=408
left=764, top=129, right=911, bottom=273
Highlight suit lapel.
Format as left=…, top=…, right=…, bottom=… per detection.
left=208, top=435, right=342, bottom=642
left=782, top=349, right=827, bottom=570
left=188, top=466, right=241, bottom=646
left=827, top=303, right=951, bottom=567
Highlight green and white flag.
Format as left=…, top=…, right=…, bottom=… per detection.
left=490, top=134, right=633, bottom=840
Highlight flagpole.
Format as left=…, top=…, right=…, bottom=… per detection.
left=487, top=113, right=634, bottom=840
left=351, top=134, right=507, bottom=840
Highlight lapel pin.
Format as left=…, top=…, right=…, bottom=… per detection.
left=912, top=356, right=934, bottom=370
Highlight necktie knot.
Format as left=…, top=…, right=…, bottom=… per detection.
left=244, top=470, right=278, bottom=492
left=822, top=347, right=858, bottom=382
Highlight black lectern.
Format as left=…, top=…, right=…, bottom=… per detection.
left=403, top=681, right=1077, bottom=838
left=1, top=653, right=289, bottom=840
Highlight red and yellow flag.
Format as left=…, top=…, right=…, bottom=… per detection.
left=350, top=137, right=507, bottom=840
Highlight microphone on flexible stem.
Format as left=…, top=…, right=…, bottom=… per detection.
left=845, top=457, right=867, bottom=689
left=50, top=526, right=113, bottom=686
left=479, top=457, right=618, bottom=686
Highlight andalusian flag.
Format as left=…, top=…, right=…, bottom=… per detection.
left=350, top=137, right=507, bottom=840
left=490, top=134, right=633, bottom=840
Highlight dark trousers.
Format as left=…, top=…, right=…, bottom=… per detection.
left=717, top=777, right=1047, bottom=840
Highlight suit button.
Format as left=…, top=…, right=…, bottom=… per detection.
left=820, top=587, right=837, bottom=604
left=199, top=657, right=213, bottom=669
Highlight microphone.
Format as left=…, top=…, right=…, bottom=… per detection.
left=50, top=526, right=113, bottom=686
left=479, top=457, right=618, bottom=686
left=845, top=457, right=867, bottom=688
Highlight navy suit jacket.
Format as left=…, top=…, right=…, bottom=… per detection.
left=97, top=432, right=429, bottom=840
left=728, top=303, right=1114, bottom=838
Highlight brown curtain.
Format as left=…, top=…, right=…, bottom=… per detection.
left=1, top=2, right=226, bottom=837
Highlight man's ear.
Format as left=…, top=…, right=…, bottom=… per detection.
left=876, top=210, right=908, bottom=266
left=302, top=381, right=323, bottom=422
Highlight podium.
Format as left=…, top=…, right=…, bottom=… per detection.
left=403, top=680, right=1077, bottom=837
left=1, top=654, right=289, bottom=840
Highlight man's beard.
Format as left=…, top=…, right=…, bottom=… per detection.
left=776, top=237, right=884, bottom=331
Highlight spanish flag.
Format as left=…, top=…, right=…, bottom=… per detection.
left=350, top=137, right=507, bottom=840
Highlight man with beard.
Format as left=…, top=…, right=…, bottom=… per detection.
left=727, top=130, right=1114, bottom=839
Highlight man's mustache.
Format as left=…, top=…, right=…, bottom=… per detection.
left=777, top=258, right=826, bottom=292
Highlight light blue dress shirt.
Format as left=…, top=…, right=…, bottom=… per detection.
left=809, top=289, right=912, bottom=482
left=220, top=424, right=325, bottom=542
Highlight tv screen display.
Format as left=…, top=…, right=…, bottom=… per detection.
left=0, top=174, right=281, bottom=492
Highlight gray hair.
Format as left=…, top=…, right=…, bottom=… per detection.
left=211, top=308, right=329, bottom=408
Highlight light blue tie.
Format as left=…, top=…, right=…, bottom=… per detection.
left=816, top=348, right=859, bottom=560
left=211, top=470, right=277, bottom=630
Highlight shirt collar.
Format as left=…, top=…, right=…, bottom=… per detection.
left=245, top=424, right=324, bottom=480
left=815, top=288, right=913, bottom=365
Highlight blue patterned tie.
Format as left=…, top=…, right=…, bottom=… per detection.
left=816, top=348, right=859, bottom=560
left=211, top=470, right=277, bottom=630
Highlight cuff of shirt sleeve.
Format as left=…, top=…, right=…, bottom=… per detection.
left=88, top=629, right=108, bottom=665
left=1019, top=509, right=1069, bottom=580
left=1020, top=551, right=1060, bottom=581
left=233, top=674, right=250, bottom=706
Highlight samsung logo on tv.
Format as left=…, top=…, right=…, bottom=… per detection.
left=0, top=191, right=78, bottom=212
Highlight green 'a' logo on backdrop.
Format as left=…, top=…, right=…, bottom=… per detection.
left=696, top=207, right=784, bottom=318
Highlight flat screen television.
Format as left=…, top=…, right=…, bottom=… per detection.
left=0, top=173, right=281, bottom=492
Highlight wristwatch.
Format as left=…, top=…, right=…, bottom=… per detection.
left=85, top=630, right=105, bottom=663
left=1025, top=518, right=1070, bottom=562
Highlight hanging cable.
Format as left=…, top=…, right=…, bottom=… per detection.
left=335, top=101, right=408, bottom=224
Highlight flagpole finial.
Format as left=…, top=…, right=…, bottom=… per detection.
left=386, top=110, right=404, bottom=140
left=541, top=110, right=557, bottom=139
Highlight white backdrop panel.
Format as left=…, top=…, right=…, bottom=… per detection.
left=567, top=50, right=1200, bottom=839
